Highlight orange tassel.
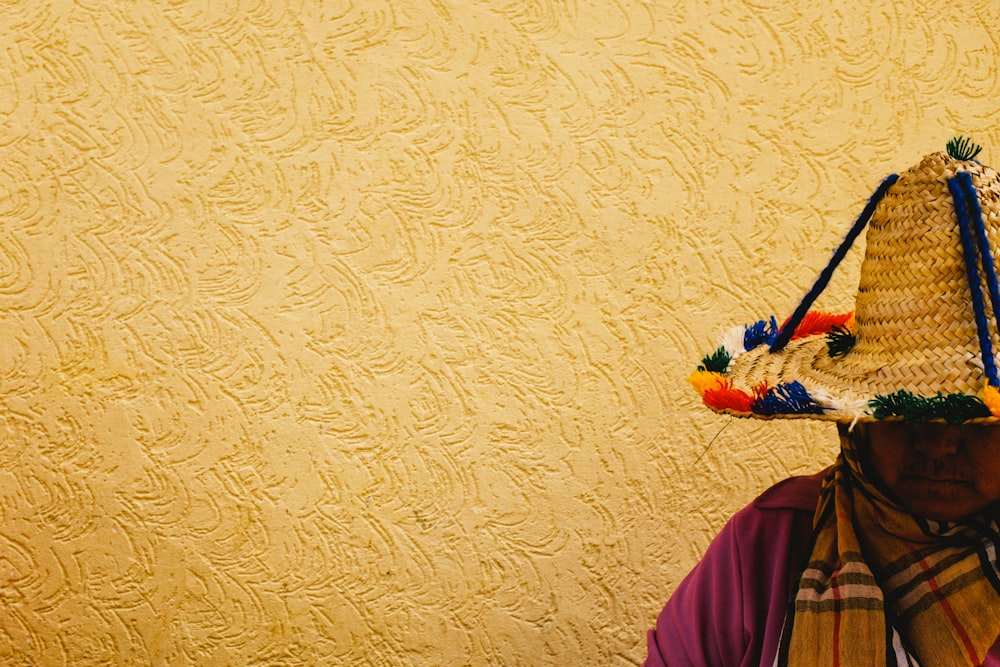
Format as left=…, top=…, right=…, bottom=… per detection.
left=689, top=370, right=728, bottom=395
left=981, top=384, right=1000, bottom=417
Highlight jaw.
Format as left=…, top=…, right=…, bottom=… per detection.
left=891, top=476, right=986, bottom=521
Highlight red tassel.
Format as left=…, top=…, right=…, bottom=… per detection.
left=703, top=380, right=770, bottom=413
left=780, top=311, right=853, bottom=341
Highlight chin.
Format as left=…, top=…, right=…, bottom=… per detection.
left=895, top=480, right=984, bottom=522
left=900, top=496, right=984, bottom=522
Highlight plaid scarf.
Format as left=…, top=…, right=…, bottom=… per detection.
left=777, top=428, right=1000, bottom=666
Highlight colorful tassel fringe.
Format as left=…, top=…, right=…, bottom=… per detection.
left=691, top=310, right=1000, bottom=421
left=690, top=310, right=852, bottom=417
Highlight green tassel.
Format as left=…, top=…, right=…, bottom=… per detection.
left=869, top=389, right=991, bottom=423
left=946, top=136, right=982, bottom=161
left=826, top=325, right=856, bottom=358
left=697, top=346, right=731, bottom=373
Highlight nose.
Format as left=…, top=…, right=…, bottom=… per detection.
left=910, top=425, right=962, bottom=457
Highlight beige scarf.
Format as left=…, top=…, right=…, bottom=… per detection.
left=778, top=428, right=1000, bottom=666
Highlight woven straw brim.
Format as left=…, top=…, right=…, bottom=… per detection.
left=718, top=333, right=994, bottom=422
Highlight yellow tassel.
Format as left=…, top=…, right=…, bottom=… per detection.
left=981, top=384, right=1000, bottom=417
left=689, top=370, right=728, bottom=395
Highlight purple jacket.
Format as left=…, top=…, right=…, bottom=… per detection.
left=643, top=470, right=825, bottom=667
left=644, top=469, right=1000, bottom=666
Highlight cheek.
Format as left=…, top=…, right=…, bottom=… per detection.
left=972, top=457, right=1000, bottom=501
left=867, top=441, right=906, bottom=487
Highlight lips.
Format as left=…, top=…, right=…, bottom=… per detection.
left=897, top=475, right=975, bottom=498
left=902, top=474, right=969, bottom=484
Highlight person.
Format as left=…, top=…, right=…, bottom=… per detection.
left=645, top=138, right=1000, bottom=666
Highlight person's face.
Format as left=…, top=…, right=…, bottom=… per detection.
left=858, top=421, right=1000, bottom=521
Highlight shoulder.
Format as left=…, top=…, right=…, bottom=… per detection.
left=721, top=467, right=827, bottom=560
left=751, top=467, right=828, bottom=512
left=644, top=468, right=828, bottom=667
left=721, top=467, right=828, bottom=572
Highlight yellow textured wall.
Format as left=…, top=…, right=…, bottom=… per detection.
left=2, top=1, right=999, bottom=665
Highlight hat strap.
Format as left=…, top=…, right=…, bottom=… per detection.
left=769, top=174, right=899, bottom=353
left=949, top=172, right=1000, bottom=388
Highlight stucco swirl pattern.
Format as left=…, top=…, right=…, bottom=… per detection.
left=0, top=0, right=998, bottom=664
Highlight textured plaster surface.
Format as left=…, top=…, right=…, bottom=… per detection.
left=1, top=0, right=999, bottom=664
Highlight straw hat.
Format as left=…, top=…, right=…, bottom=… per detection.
left=690, top=138, right=1000, bottom=424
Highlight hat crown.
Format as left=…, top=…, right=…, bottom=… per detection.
left=846, top=152, right=1000, bottom=396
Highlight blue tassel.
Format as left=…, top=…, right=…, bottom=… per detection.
left=744, top=316, right=778, bottom=351
left=752, top=381, right=824, bottom=415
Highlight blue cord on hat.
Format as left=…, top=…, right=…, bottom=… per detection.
left=949, top=173, right=1000, bottom=388
left=769, top=173, right=899, bottom=353
left=956, top=172, right=1000, bottom=353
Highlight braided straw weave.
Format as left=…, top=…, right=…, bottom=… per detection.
left=694, top=148, right=1000, bottom=423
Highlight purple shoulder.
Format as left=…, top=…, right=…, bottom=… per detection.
left=751, top=467, right=829, bottom=511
